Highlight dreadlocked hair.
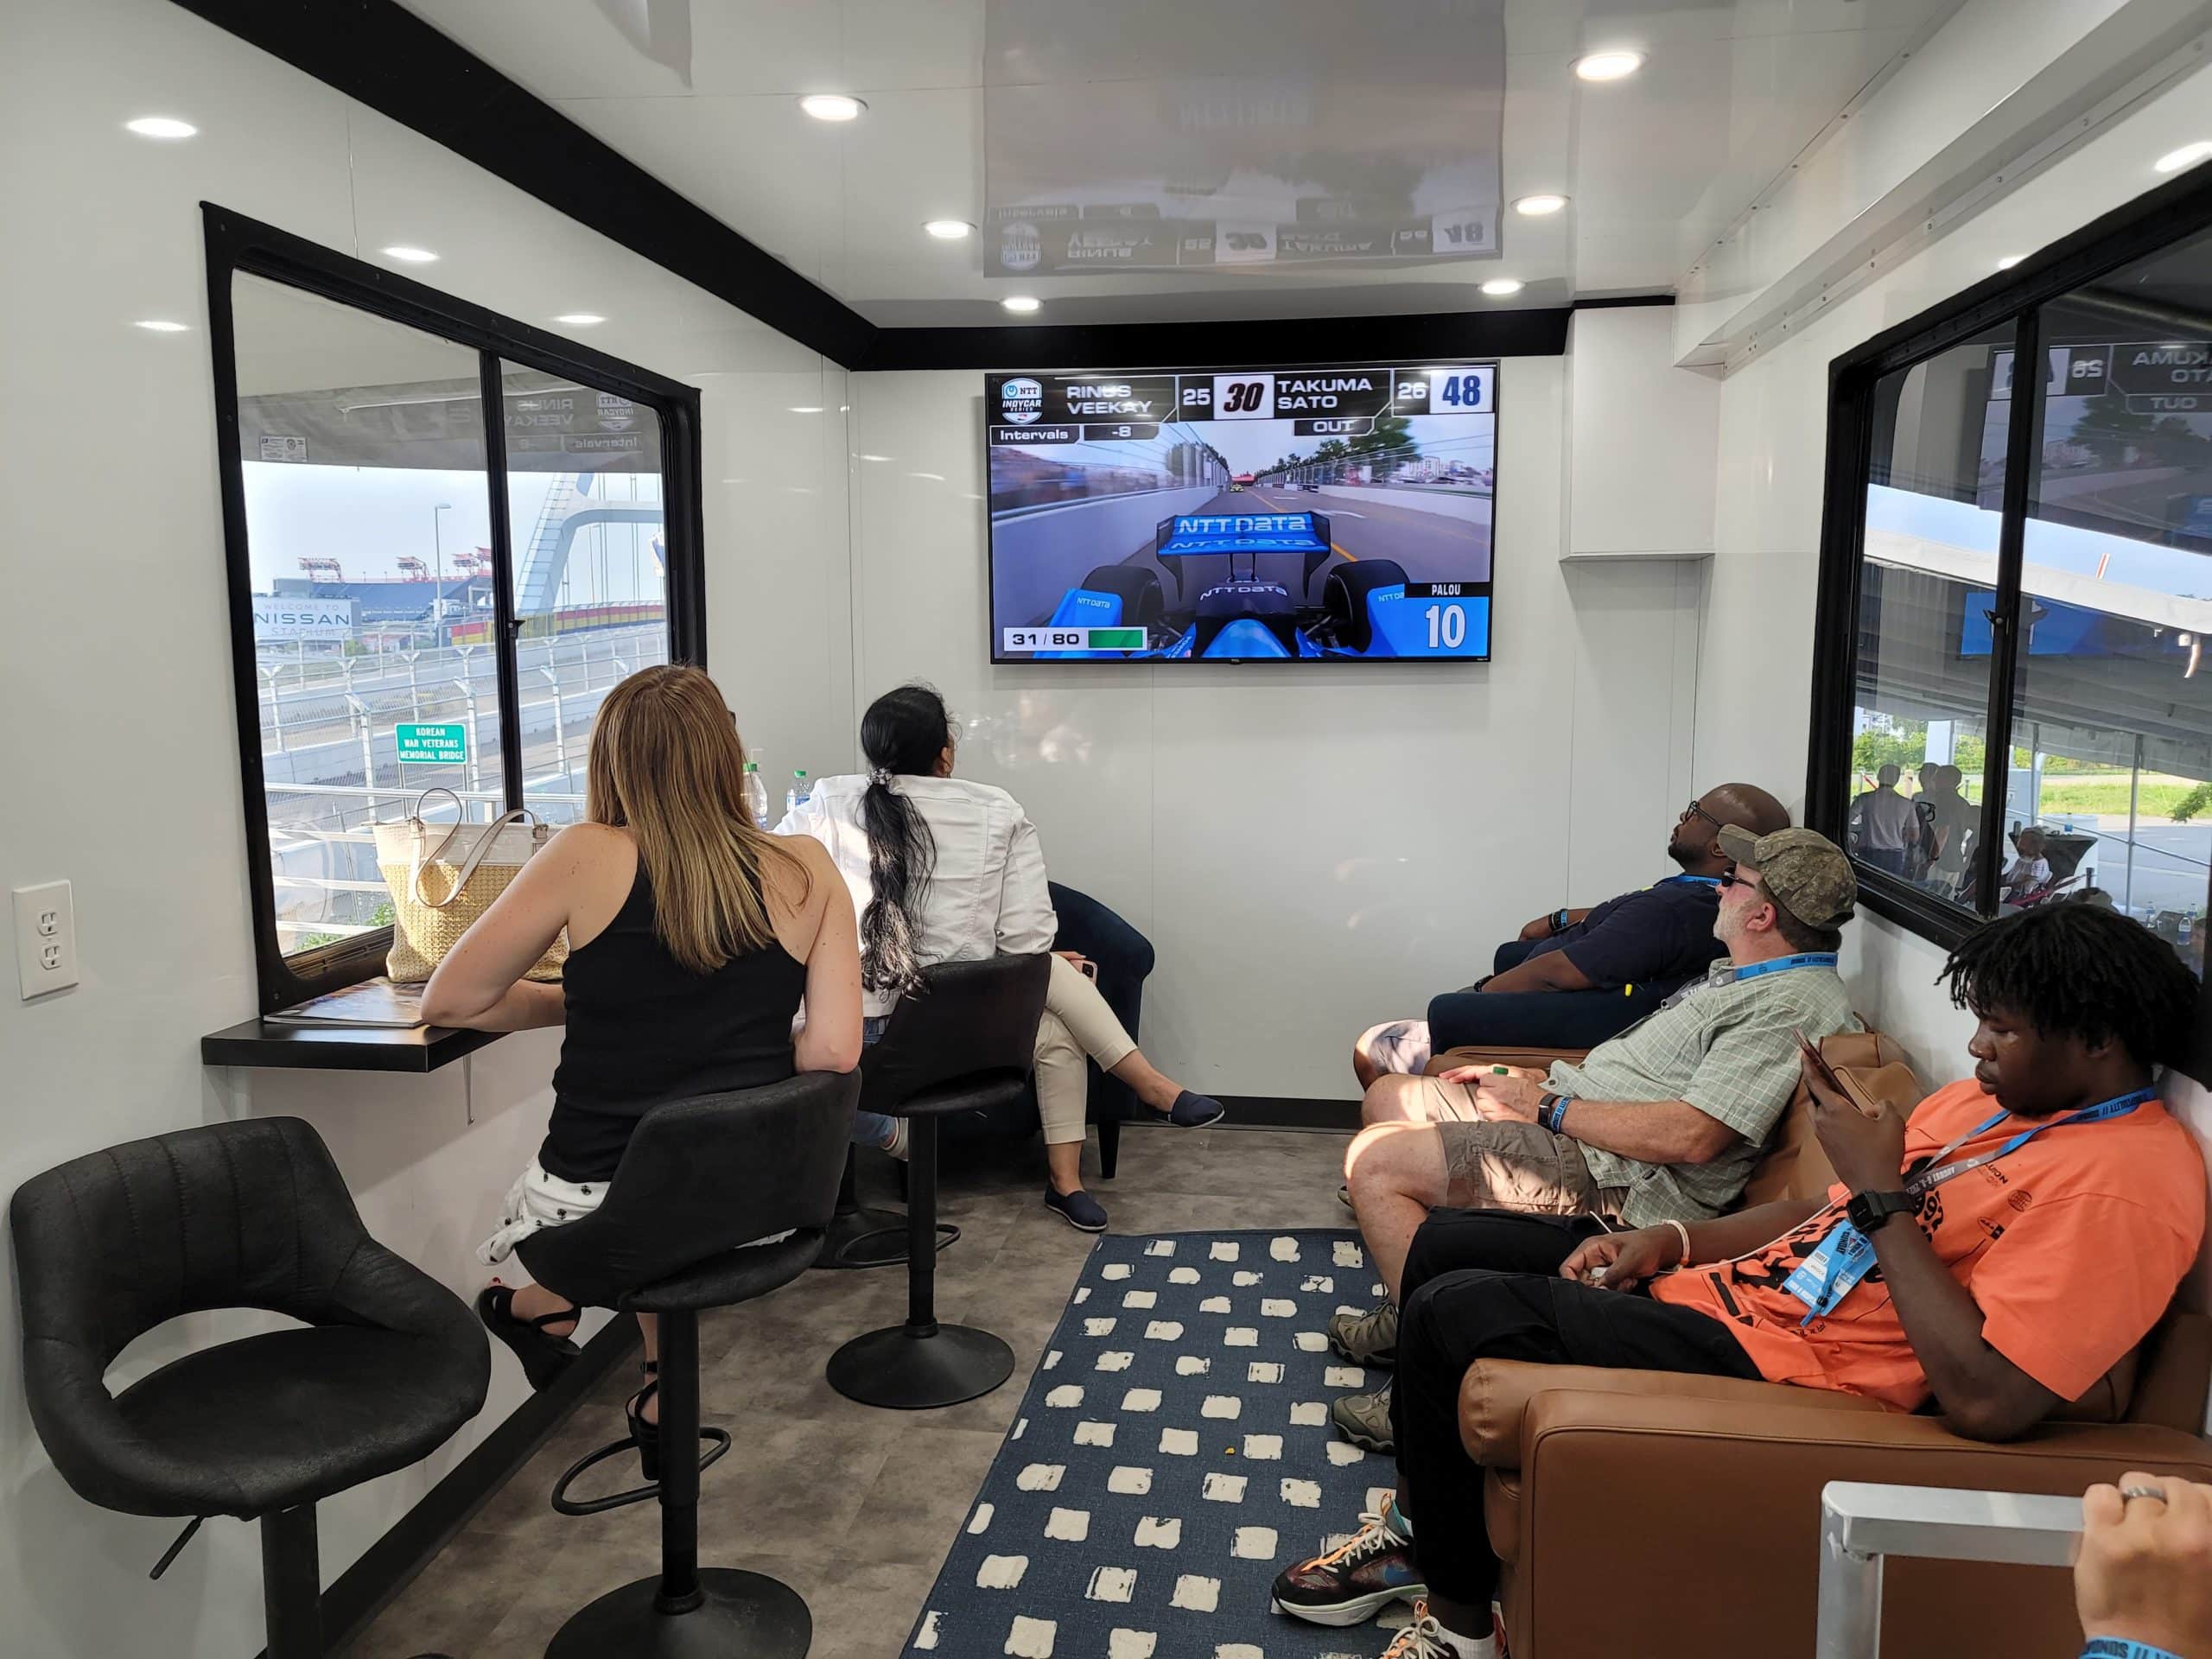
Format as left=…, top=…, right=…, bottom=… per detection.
left=856, top=683, right=954, bottom=999
left=1939, top=901, right=2197, bottom=1070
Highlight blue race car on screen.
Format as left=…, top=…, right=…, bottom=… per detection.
left=1040, top=510, right=1426, bottom=659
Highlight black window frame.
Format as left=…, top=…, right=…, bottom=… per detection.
left=205, top=204, right=708, bottom=1015
left=1808, top=162, right=2212, bottom=1077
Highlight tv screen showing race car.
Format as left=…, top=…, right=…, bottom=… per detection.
left=986, top=362, right=1497, bottom=663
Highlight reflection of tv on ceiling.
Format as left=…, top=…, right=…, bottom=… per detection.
left=985, top=363, right=1497, bottom=664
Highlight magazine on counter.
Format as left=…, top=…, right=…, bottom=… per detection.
left=264, top=977, right=426, bottom=1029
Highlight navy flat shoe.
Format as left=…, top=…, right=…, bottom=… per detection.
left=1158, top=1090, right=1226, bottom=1128
left=1044, top=1185, right=1109, bottom=1232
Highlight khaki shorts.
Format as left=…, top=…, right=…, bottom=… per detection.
left=1433, top=1117, right=1627, bottom=1218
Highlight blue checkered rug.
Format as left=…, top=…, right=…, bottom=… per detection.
left=901, top=1228, right=1404, bottom=1659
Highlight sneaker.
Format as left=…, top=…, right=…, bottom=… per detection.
left=1332, top=1379, right=1395, bottom=1453
left=1328, top=1302, right=1398, bottom=1365
left=883, top=1119, right=911, bottom=1162
left=1044, top=1185, right=1109, bottom=1232
left=1156, top=1090, right=1226, bottom=1128
left=1378, top=1599, right=1497, bottom=1658
left=1268, top=1499, right=1425, bottom=1627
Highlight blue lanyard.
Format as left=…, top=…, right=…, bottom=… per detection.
left=1732, top=952, right=1839, bottom=982
left=1904, top=1087, right=2155, bottom=1197
left=1658, top=874, right=1722, bottom=889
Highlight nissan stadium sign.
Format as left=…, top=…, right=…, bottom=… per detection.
left=252, top=597, right=356, bottom=640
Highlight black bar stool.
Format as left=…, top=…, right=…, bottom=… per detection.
left=826, top=952, right=1051, bottom=1410
left=10, top=1117, right=490, bottom=1659
left=517, top=1069, right=856, bottom=1659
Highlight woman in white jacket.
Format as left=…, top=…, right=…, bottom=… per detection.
left=779, top=683, right=1222, bottom=1230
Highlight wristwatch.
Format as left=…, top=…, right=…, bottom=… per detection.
left=1846, top=1188, right=1915, bottom=1234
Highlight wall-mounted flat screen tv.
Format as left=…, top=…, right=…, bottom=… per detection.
left=986, top=362, right=1496, bottom=663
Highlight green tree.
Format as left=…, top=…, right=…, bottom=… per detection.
left=1351, top=414, right=1414, bottom=456
left=2071, top=392, right=2155, bottom=467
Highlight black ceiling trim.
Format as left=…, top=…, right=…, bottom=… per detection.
left=857, top=308, right=1582, bottom=372
left=170, top=1, right=1673, bottom=373
left=168, top=0, right=879, bottom=365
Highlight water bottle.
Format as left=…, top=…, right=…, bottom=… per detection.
left=785, top=768, right=811, bottom=818
left=741, top=760, right=770, bottom=829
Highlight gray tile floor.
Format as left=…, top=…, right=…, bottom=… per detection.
left=347, top=1122, right=1355, bottom=1659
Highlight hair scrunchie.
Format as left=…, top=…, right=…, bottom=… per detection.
left=867, top=766, right=893, bottom=787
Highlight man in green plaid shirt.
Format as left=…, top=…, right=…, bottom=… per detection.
left=1323, top=828, right=1859, bottom=1453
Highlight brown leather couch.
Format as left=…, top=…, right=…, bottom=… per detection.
left=1425, top=1032, right=2212, bottom=1658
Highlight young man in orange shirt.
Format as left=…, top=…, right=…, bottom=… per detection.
left=1269, top=902, right=2207, bottom=1659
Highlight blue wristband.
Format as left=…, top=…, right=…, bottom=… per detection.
left=2083, top=1641, right=2190, bottom=1659
left=1544, top=1096, right=1570, bottom=1135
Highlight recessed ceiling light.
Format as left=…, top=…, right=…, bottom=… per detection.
left=924, top=219, right=976, bottom=240
left=1479, top=278, right=1525, bottom=297
left=909, top=471, right=946, bottom=481
left=2154, top=141, right=2212, bottom=175
left=1001, top=295, right=1042, bottom=314
left=554, top=313, right=606, bottom=327
left=1995, top=256, right=2023, bottom=270
left=125, top=116, right=197, bottom=139
left=382, top=245, right=439, bottom=264
left=799, top=93, right=866, bottom=123
left=1513, top=194, right=1568, bottom=217
left=1574, top=50, right=1643, bottom=81
left=133, top=318, right=190, bottom=332
left=858, top=454, right=893, bottom=461
left=788, top=405, right=825, bottom=414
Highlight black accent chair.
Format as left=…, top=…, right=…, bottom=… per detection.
left=10, top=1117, right=489, bottom=1659
left=817, top=881, right=1150, bottom=1270
left=826, top=952, right=1052, bottom=1409
left=516, top=1070, right=856, bottom=1659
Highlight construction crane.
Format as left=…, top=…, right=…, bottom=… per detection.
left=297, top=556, right=343, bottom=581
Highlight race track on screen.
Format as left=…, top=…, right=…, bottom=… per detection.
left=990, top=482, right=1494, bottom=631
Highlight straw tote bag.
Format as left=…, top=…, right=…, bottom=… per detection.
left=374, top=788, right=568, bottom=984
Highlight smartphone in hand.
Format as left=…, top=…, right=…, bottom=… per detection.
left=1796, top=1028, right=1881, bottom=1116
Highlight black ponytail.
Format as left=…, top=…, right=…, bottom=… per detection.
left=857, top=683, right=953, bottom=997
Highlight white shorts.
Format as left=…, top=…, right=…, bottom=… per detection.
left=1356, top=1019, right=1433, bottom=1077
left=477, top=1160, right=792, bottom=1267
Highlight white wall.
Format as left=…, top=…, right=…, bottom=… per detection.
left=1694, top=48, right=2212, bottom=1314
left=848, top=365, right=1711, bottom=1100
left=0, top=2, right=852, bottom=1654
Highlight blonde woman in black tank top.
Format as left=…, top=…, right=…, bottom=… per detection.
left=423, top=666, right=861, bottom=1457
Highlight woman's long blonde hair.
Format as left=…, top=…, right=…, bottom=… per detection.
left=585, top=664, right=809, bottom=974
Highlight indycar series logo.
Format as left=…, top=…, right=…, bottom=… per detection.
left=999, top=378, right=1045, bottom=424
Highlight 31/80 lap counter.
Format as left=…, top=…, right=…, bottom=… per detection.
left=1001, top=626, right=1149, bottom=653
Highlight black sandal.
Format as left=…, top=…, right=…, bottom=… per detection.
left=475, top=1284, right=581, bottom=1391
left=627, top=1362, right=661, bottom=1482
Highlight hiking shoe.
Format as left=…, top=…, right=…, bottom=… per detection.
left=1159, top=1090, right=1226, bottom=1128
left=1268, top=1497, right=1424, bottom=1627
left=1328, top=1302, right=1398, bottom=1365
left=1332, top=1380, right=1395, bottom=1453
left=1044, top=1185, right=1109, bottom=1232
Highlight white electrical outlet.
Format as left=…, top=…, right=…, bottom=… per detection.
left=14, top=880, right=79, bottom=998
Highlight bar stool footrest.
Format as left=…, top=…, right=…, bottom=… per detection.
left=544, top=1566, right=810, bottom=1659
left=550, top=1428, right=732, bottom=1516
left=816, top=1205, right=958, bottom=1269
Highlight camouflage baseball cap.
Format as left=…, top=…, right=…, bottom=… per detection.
left=1715, top=825, right=1857, bottom=928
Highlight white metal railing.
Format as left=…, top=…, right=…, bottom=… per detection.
left=1815, top=1483, right=2082, bottom=1659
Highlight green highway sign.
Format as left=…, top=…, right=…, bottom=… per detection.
left=395, top=722, right=469, bottom=766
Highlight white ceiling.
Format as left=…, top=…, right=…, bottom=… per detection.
left=397, top=0, right=1971, bottom=327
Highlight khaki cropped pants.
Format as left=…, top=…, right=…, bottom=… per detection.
left=1033, top=952, right=1139, bottom=1144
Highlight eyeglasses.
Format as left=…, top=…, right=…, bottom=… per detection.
left=1683, top=799, right=1724, bottom=833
